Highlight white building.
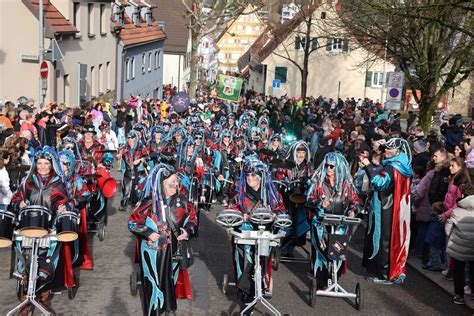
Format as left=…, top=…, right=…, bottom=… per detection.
left=197, top=34, right=219, bottom=84
left=0, top=0, right=116, bottom=106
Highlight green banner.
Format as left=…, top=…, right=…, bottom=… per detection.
left=217, top=74, right=242, bottom=102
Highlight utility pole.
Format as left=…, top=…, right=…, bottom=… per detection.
left=381, top=39, right=388, bottom=104
left=39, top=0, right=45, bottom=108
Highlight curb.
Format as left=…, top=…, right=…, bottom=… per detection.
left=407, top=256, right=474, bottom=310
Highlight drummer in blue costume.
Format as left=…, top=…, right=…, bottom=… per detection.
left=307, top=152, right=359, bottom=289
left=128, top=164, right=197, bottom=315
left=229, top=158, right=285, bottom=304
left=11, top=146, right=72, bottom=315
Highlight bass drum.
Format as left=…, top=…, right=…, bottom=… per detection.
left=289, top=180, right=307, bottom=204
left=96, top=167, right=117, bottom=198
left=0, top=210, right=15, bottom=248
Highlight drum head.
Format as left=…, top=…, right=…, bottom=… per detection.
left=19, top=227, right=48, bottom=238
left=289, top=194, right=306, bottom=204
left=0, top=238, right=12, bottom=248
left=57, top=232, right=78, bottom=242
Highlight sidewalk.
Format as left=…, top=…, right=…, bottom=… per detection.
left=407, top=256, right=474, bottom=310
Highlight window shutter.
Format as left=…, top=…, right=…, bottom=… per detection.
left=343, top=39, right=349, bottom=52
left=295, top=36, right=301, bottom=49
left=311, top=38, right=318, bottom=50
left=365, top=71, right=373, bottom=87
left=326, top=38, right=332, bottom=51
left=275, top=67, right=287, bottom=83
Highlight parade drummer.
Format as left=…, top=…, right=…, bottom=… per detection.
left=10, top=147, right=72, bottom=315
left=59, top=150, right=93, bottom=270
left=117, top=130, right=149, bottom=211
left=280, top=141, right=314, bottom=256
left=148, top=125, right=166, bottom=159
left=128, top=164, right=197, bottom=316
left=307, top=152, right=359, bottom=290
left=229, top=159, right=285, bottom=304
left=359, top=138, right=413, bottom=284
left=77, top=125, right=114, bottom=173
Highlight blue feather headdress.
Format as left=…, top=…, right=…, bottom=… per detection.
left=236, top=158, right=281, bottom=208
left=141, top=163, right=176, bottom=221
left=309, top=151, right=355, bottom=194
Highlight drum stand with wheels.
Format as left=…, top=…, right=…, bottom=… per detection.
left=231, top=227, right=284, bottom=316
left=216, top=209, right=292, bottom=316
left=7, top=235, right=56, bottom=316
left=309, top=214, right=362, bottom=310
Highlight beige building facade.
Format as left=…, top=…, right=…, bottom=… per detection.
left=216, top=5, right=265, bottom=74
left=0, top=0, right=116, bottom=107
left=260, top=3, right=395, bottom=100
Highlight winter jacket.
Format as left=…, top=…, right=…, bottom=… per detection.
left=443, top=184, right=462, bottom=218
left=442, top=125, right=463, bottom=153
left=425, top=215, right=446, bottom=250
left=446, top=195, right=474, bottom=261
left=414, top=170, right=434, bottom=222
left=428, top=161, right=450, bottom=204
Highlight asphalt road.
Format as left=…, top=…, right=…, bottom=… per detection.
left=1, top=189, right=473, bottom=316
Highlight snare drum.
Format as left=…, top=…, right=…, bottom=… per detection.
left=289, top=180, right=307, bottom=204
left=55, top=211, right=80, bottom=242
left=0, top=210, right=15, bottom=247
left=18, top=206, right=52, bottom=238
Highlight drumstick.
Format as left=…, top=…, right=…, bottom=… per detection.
left=221, top=178, right=234, bottom=184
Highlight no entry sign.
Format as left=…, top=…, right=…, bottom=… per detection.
left=40, top=61, right=48, bottom=79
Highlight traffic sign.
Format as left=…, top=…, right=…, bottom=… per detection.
left=40, top=61, right=48, bottom=79
left=272, top=79, right=281, bottom=89
left=389, top=88, right=400, bottom=98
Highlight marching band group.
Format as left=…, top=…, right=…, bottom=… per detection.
left=0, top=101, right=413, bottom=315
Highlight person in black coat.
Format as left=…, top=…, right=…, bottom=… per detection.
left=428, top=148, right=451, bottom=204
left=441, top=116, right=463, bottom=153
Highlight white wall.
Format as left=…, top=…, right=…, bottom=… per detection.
left=55, top=1, right=116, bottom=106
left=0, top=2, right=41, bottom=102
left=163, top=53, right=185, bottom=90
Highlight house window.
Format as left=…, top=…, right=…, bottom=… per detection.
left=63, top=74, right=70, bottom=104
left=295, top=36, right=307, bottom=50
left=372, top=72, right=385, bottom=87
left=126, top=59, right=130, bottom=81
left=275, top=66, right=287, bottom=83
left=90, top=66, right=96, bottom=97
left=73, top=2, right=81, bottom=33
left=88, top=3, right=95, bottom=36
left=332, top=38, right=343, bottom=51
left=321, top=11, right=326, bottom=19
left=106, top=62, right=111, bottom=91
left=98, top=64, right=103, bottom=94
left=100, top=4, right=106, bottom=35
left=327, top=38, right=348, bottom=53
left=131, top=57, right=136, bottom=79
left=142, top=54, right=146, bottom=73
left=148, top=52, right=152, bottom=72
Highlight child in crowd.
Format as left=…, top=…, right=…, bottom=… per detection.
left=423, top=202, right=446, bottom=271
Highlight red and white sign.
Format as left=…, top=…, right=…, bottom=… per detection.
left=40, top=61, right=48, bottom=79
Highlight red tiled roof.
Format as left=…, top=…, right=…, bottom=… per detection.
left=150, top=0, right=190, bottom=54
left=119, top=15, right=167, bottom=47
left=23, top=0, right=77, bottom=38
left=116, top=0, right=130, bottom=6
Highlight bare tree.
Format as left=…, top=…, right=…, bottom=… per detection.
left=270, top=1, right=325, bottom=99
left=181, top=0, right=264, bottom=99
left=337, top=0, right=474, bottom=133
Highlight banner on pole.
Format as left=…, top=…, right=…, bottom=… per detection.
left=217, top=74, right=242, bottom=102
